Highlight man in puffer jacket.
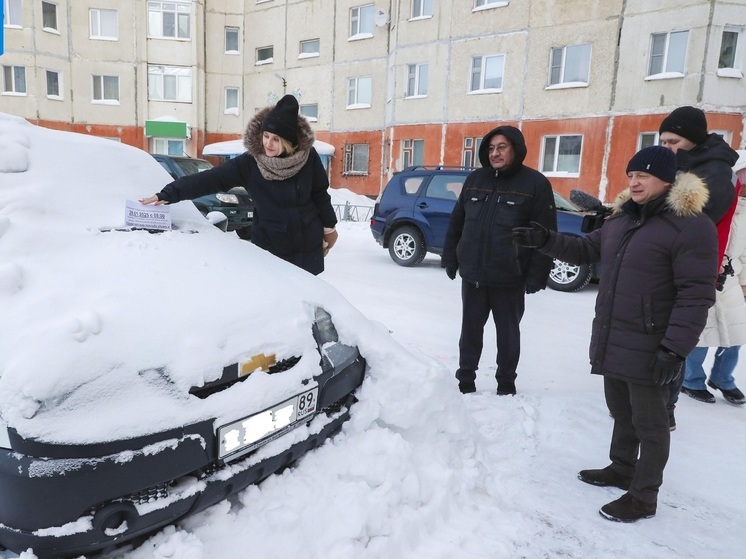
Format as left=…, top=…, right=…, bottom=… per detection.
left=441, top=125, right=557, bottom=396
left=512, top=146, right=718, bottom=523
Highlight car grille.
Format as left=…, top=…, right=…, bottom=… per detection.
left=189, top=356, right=303, bottom=399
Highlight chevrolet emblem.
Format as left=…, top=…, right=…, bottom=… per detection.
left=239, top=353, right=277, bottom=377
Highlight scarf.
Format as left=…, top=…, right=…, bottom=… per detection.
left=254, top=149, right=310, bottom=181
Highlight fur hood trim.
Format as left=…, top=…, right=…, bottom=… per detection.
left=243, top=105, right=315, bottom=157
left=612, top=171, right=710, bottom=217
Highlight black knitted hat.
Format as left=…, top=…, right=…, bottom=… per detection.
left=262, top=94, right=299, bottom=145
left=626, top=146, right=677, bottom=184
left=659, top=106, right=708, bottom=145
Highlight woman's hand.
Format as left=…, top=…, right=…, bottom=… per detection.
left=323, top=229, right=338, bottom=256
left=138, top=195, right=166, bottom=206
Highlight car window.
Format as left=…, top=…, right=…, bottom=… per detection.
left=156, top=160, right=171, bottom=173
left=176, top=159, right=213, bottom=175
left=425, top=174, right=464, bottom=201
left=403, top=176, right=424, bottom=195
left=554, top=191, right=580, bottom=211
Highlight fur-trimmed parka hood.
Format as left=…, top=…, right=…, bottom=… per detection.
left=612, top=171, right=710, bottom=217
left=242, top=104, right=315, bottom=157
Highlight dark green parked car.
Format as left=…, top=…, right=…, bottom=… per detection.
left=151, top=154, right=254, bottom=239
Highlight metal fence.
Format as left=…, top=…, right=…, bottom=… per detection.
left=332, top=202, right=374, bottom=222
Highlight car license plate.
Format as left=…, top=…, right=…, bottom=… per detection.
left=217, top=386, right=318, bottom=461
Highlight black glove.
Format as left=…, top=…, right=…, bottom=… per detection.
left=512, top=221, right=549, bottom=249
left=651, top=348, right=684, bottom=385
left=525, top=283, right=542, bottom=295
left=446, top=267, right=458, bottom=280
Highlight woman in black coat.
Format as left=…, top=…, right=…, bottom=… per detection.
left=140, top=95, right=338, bottom=275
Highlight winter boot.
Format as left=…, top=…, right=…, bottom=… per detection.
left=681, top=386, right=716, bottom=403
left=599, top=493, right=656, bottom=522
left=707, top=381, right=746, bottom=405
left=458, top=381, right=476, bottom=394
left=577, top=466, right=632, bottom=490
left=496, top=381, right=516, bottom=396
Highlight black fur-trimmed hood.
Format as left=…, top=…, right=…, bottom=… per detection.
left=243, top=105, right=315, bottom=157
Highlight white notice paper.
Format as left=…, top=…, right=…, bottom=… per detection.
left=125, top=200, right=171, bottom=231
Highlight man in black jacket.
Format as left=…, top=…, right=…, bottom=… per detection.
left=441, top=126, right=557, bottom=396
left=513, top=146, right=718, bottom=522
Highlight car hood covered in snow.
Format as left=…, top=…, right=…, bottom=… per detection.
left=0, top=113, right=368, bottom=444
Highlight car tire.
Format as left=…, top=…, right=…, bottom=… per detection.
left=547, top=258, right=593, bottom=292
left=388, top=226, right=426, bottom=267
left=236, top=226, right=252, bottom=240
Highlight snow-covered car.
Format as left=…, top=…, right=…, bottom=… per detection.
left=0, top=114, right=367, bottom=557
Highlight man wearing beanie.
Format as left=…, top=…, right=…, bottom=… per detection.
left=512, top=146, right=718, bottom=523
left=659, top=106, right=740, bottom=416
left=140, top=94, right=338, bottom=276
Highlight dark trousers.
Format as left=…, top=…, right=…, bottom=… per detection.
left=456, top=281, right=525, bottom=384
left=666, top=362, right=685, bottom=414
left=604, top=377, right=670, bottom=504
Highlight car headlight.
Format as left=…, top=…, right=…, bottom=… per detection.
left=312, top=307, right=339, bottom=345
left=216, top=193, right=240, bottom=205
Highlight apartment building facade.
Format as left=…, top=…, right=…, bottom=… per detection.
left=2, top=0, right=745, bottom=201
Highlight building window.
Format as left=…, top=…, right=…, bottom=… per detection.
left=299, top=38, right=320, bottom=58
left=541, top=135, right=582, bottom=176
left=153, top=138, right=184, bottom=156
left=470, top=54, right=504, bottom=92
left=648, top=30, right=688, bottom=76
left=401, top=139, right=424, bottom=168
left=147, top=1, right=191, bottom=40
left=474, top=0, right=509, bottom=10
left=42, top=1, right=58, bottom=32
left=4, top=0, right=22, bottom=26
left=225, top=87, right=239, bottom=114
left=462, top=137, right=482, bottom=168
left=300, top=103, right=318, bottom=121
left=406, top=63, right=428, bottom=97
left=549, top=44, right=590, bottom=86
left=638, top=132, right=659, bottom=150
left=90, top=9, right=118, bottom=40
left=349, top=4, right=374, bottom=39
left=225, top=27, right=239, bottom=53
left=256, top=46, right=273, bottom=64
left=412, top=0, right=432, bottom=18
left=46, top=69, right=62, bottom=99
left=718, top=27, right=743, bottom=77
left=344, top=143, right=369, bottom=175
left=92, top=75, right=119, bottom=103
left=148, top=65, right=192, bottom=102
left=2, top=65, right=26, bottom=94
left=347, top=76, right=372, bottom=108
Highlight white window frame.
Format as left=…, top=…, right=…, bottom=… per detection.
left=541, top=135, right=582, bottom=177
left=462, top=137, right=482, bottom=168
left=153, top=138, right=184, bottom=156
left=547, top=43, right=591, bottom=88
left=92, top=74, right=120, bottom=104
left=225, top=27, right=240, bottom=54
left=637, top=132, right=659, bottom=150
left=42, top=1, right=58, bottom=33
left=2, top=64, right=26, bottom=94
left=344, top=143, right=369, bottom=175
left=46, top=69, right=62, bottom=100
left=469, top=54, right=505, bottom=93
left=256, top=45, right=274, bottom=65
left=299, top=38, right=320, bottom=59
left=349, top=4, right=374, bottom=40
left=718, top=27, right=744, bottom=79
left=300, top=103, right=318, bottom=122
left=473, top=0, right=509, bottom=12
left=89, top=8, right=118, bottom=40
left=401, top=139, right=424, bottom=168
left=225, top=87, right=239, bottom=115
left=411, top=0, right=432, bottom=20
left=405, top=63, right=428, bottom=98
left=147, top=1, right=191, bottom=40
left=347, top=76, right=372, bottom=108
left=4, top=0, right=23, bottom=27
left=646, top=30, right=689, bottom=79
left=147, top=65, right=192, bottom=102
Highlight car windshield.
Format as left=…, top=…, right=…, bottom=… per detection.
left=554, top=192, right=581, bottom=212
left=176, top=159, right=213, bottom=174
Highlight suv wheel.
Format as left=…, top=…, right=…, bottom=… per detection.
left=388, top=226, right=426, bottom=267
left=236, top=226, right=252, bottom=240
left=547, top=258, right=592, bottom=292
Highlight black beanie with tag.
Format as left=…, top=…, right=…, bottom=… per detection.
left=262, top=94, right=300, bottom=145
left=659, top=106, right=708, bottom=145
left=626, top=146, right=678, bottom=184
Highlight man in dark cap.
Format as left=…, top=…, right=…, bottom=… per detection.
left=659, top=106, right=740, bottom=418
left=512, top=146, right=718, bottom=523
left=441, top=125, right=557, bottom=396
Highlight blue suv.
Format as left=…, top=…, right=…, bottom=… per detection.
left=370, top=166, right=597, bottom=292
